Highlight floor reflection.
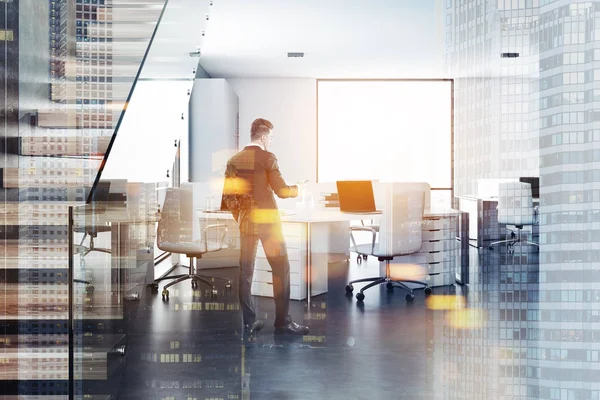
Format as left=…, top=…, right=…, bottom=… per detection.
left=114, top=243, right=541, bottom=400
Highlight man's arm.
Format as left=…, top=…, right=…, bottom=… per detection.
left=265, top=153, right=298, bottom=198
left=222, top=162, right=241, bottom=222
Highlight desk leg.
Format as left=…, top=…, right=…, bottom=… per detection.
left=307, top=222, right=311, bottom=306
left=111, top=222, right=123, bottom=305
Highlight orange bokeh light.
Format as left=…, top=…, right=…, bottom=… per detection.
left=425, top=295, right=466, bottom=310
left=388, top=263, right=427, bottom=280
left=445, top=309, right=486, bottom=329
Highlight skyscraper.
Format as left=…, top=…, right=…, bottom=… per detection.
left=1, top=0, right=162, bottom=394
left=444, top=0, right=600, bottom=398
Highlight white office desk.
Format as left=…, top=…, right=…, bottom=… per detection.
left=200, top=209, right=365, bottom=304
left=455, top=194, right=538, bottom=248
left=200, top=208, right=465, bottom=303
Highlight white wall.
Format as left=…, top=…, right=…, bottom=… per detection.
left=188, top=78, right=239, bottom=183
left=226, top=78, right=317, bottom=185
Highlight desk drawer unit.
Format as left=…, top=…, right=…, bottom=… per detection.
left=419, top=272, right=455, bottom=287
left=251, top=222, right=326, bottom=300
left=420, top=239, right=455, bottom=252
left=384, top=215, right=459, bottom=287
left=251, top=281, right=303, bottom=299
left=421, top=227, right=456, bottom=241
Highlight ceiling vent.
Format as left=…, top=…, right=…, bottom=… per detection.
left=287, top=52, right=304, bottom=58
left=501, top=52, right=519, bottom=58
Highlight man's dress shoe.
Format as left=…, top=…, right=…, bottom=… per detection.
left=244, top=320, right=264, bottom=335
left=274, top=321, right=310, bottom=335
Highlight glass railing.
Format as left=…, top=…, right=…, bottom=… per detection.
left=64, top=0, right=214, bottom=396
left=69, top=180, right=158, bottom=398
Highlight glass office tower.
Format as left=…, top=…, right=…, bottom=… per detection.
left=1, top=0, right=163, bottom=395
left=445, top=0, right=600, bottom=399
left=536, top=1, right=600, bottom=399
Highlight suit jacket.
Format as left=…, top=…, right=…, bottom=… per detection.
left=222, top=146, right=298, bottom=223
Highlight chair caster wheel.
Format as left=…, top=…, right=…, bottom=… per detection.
left=386, top=282, right=394, bottom=290
left=424, top=287, right=432, bottom=296
left=362, top=254, right=368, bottom=260
left=489, top=245, right=494, bottom=250
left=356, top=255, right=362, bottom=264
left=356, top=292, right=365, bottom=301
left=405, top=293, right=415, bottom=302
left=162, top=289, right=169, bottom=301
left=345, top=284, right=354, bottom=293
left=150, top=283, right=159, bottom=292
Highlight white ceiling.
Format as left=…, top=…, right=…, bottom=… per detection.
left=199, top=0, right=446, bottom=79
left=140, top=0, right=211, bottom=79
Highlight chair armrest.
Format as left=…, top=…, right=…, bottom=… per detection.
left=203, top=224, right=228, bottom=250
left=349, top=226, right=377, bottom=255
left=204, top=224, right=227, bottom=230
left=349, top=226, right=378, bottom=233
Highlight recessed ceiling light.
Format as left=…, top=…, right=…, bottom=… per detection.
left=287, top=52, right=304, bottom=58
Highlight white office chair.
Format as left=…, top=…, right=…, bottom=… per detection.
left=346, top=189, right=432, bottom=302
left=489, top=181, right=539, bottom=254
left=152, top=187, right=231, bottom=301
left=73, top=181, right=113, bottom=294
left=350, top=182, right=431, bottom=263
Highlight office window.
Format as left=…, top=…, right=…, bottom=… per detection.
left=317, top=80, right=453, bottom=190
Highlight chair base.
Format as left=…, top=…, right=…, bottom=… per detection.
left=345, top=275, right=431, bottom=303
left=73, top=279, right=95, bottom=294
left=79, top=231, right=111, bottom=255
left=489, top=229, right=539, bottom=254
left=150, top=255, right=232, bottom=301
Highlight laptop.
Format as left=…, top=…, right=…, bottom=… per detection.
left=336, top=181, right=382, bottom=214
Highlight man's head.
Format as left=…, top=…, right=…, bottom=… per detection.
left=250, top=118, right=274, bottom=151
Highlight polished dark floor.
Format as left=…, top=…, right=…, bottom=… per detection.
left=113, top=243, right=538, bottom=400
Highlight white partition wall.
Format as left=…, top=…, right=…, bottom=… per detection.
left=188, top=78, right=239, bottom=184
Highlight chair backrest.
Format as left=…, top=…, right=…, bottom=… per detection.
left=497, top=181, right=535, bottom=226
left=375, top=188, right=424, bottom=257
left=393, top=182, right=430, bottom=212
left=374, top=182, right=431, bottom=212
left=157, top=188, right=193, bottom=250
left=181, top=181, right=217, bottom=241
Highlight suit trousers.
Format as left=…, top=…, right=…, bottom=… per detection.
left=238, top=215, right=292, bottom=327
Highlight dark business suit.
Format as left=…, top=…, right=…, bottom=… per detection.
left=222, top=145, right=298, bottom=326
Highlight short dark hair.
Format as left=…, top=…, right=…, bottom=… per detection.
left=250, top=118, right=273, bottom=140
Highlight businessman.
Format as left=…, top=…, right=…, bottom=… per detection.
left=223, top=118, right=310, bottom=335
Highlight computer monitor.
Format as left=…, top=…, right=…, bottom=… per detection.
left=519, top=177, right=539, bottom=199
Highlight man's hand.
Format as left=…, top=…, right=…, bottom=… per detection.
left=296, top=180, right=309, bottom=196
